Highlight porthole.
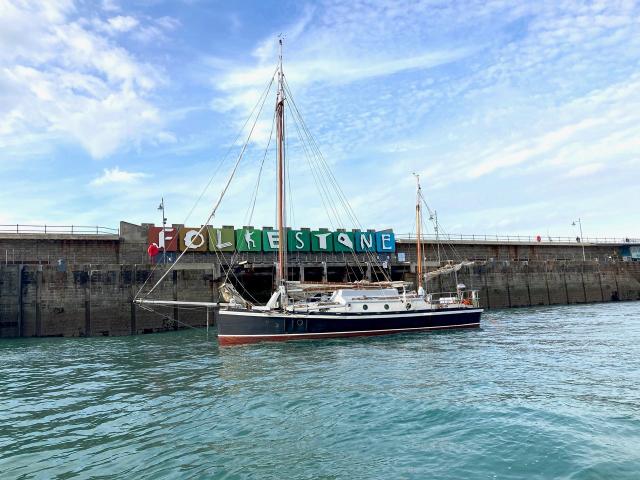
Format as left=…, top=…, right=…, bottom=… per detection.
left=362, top=304, right=369, bottom=311
left=296, top=319, right=304, bottom=326
left=384, top=304, right=390, bottom=310
left=406, top=303, right=412, bottom=310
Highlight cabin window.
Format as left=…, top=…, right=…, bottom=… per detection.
left=362, top=304, right=369, bottom=310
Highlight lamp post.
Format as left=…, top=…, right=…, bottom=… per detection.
left=429, top=210, right=441, bottom=264
left=158, top=197, right=167, bottom=264
left=572, top=218, right=586, bottom=261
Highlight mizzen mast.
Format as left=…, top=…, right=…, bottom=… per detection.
left=276, top=38, right=287, bottom=302
left=413, top=173, right=425, bottom=296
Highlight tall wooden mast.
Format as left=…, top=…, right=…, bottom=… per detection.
left=414, top=173, right=424, bottom=295
left=276, top=38, right=287, bottom=298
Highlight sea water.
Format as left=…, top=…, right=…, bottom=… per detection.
left=1, top=302, right=639, bottom=479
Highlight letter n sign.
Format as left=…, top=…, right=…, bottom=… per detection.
left=355, top=231, right=375, bottom=252
left=375, top=231, right=395, bottom=252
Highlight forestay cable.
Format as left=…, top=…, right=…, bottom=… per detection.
left=136, top=70, right=277, bottom=299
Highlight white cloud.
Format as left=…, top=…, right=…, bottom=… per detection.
left=156, top=16, right=180, bottom=30
left=1, top=0, right=639, bottom=237
left=0, top=0, right=172, bottom=159
left=565, top=163, right=605, bottom=178
left=208, top=1, right=479, bottom=118
left=91, top=167, right=148, bottom=186
left=131, top=15, right=181, bottom=44
left=107, top=15, right=139, bottom=33
left=203, top=0, right=640, bottom=237
left=101, top=0, right=119, bottom=12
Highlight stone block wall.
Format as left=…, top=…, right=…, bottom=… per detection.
left=0, top=237, right=120, bottom=265
left=0, top=266, right=20, bottom=337
left=0, top=263, right=216, bottom=338
left=1, top=241, right=639, bottom=338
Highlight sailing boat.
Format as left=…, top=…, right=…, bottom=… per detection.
left=137, top=40, right=482, bottom=345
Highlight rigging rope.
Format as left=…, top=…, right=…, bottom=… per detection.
left=136, top=69, right=277, bottom=300
left=283, top=77, right=391, bottom=282
left=218, top=107, right=278, bottom=299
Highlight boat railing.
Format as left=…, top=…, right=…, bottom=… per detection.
left=426, top=290, right=480, bottom=308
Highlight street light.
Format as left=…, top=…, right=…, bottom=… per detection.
left=572, top=218, right=586, bottom=261
left=158, top=197, right=167, bottom=264
left=429, top=210, right=441, bottom=264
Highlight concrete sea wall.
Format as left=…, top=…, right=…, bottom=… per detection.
left=427, top=261, right=640, bottom=309
left=1, top=222, right=639, bottom=338
left=0, top=264, right=216, bottom=338
left=1, top=260, right=639, bottom=338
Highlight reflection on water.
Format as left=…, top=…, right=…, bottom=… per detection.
left=1, top=302, right=640, bottom=479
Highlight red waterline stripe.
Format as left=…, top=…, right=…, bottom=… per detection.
left=218, top=323, right=480, bottom=345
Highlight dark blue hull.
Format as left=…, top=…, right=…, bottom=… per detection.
left=217, top=308, right=482, bottom=345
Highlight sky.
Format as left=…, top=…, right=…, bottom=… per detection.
left=1, top=0, right=639, bottom=239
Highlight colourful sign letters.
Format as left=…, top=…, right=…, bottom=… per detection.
left=148, top=227, right=178, bottom=252
left=148, top=225, right=395, bottom=253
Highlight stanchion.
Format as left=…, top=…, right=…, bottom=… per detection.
left=206, top=307, right=210, bottom=340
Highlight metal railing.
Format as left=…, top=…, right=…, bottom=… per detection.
left=0, top=224, right=119, bottom=235
left=425, top=290, right=481, bottom=308
left=396, top=233, right=640, bottom=244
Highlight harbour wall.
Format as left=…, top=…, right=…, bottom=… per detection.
left=1, top=260, right=639, bottom=338
left=1, top=221, right=635, bottom=265
left=0, top=221, right=639, bottom=338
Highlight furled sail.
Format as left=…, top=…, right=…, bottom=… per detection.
left=425, top=261, right=475, bottom=280
left=285, top=280, right=411, bottom=298
left=219, top=282, right=253, bottom=308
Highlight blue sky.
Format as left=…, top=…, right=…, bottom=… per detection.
left=1, top=0, right=639, bottom=238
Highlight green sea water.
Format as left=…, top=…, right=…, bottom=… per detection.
left=1, top=302, right=640, bottom=479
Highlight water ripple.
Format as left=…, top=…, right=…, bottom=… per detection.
left=1, top=302, right=640, bottom=479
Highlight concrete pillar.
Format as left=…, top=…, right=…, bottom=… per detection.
left=35, top=266, right=42, bottom=337
left=366, top=262, right=372, bottom=282
left=544, top=270, right=551, bottom=305
left=17, top=265, right=24, bottom=337
left=84, top=267, right=91, bottom=337
left=299, top=265, right=305, bottom=282
left=482, top=267, right=490, bottom=309
left=172, top=269, right=179, bottom=325
left=525, top=265, right=532, bottom=307
left=130, top=266, right=137, bottom=335
left=213, top=261, right=221, bottom=280
left=598, top=271, right=605, bottom=302
left=322, top=262, right=327, bottom=283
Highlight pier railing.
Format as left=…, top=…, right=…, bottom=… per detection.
left=396, top=233, right=640, bottom=244
left=0, top=225, right=119, bottom=236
